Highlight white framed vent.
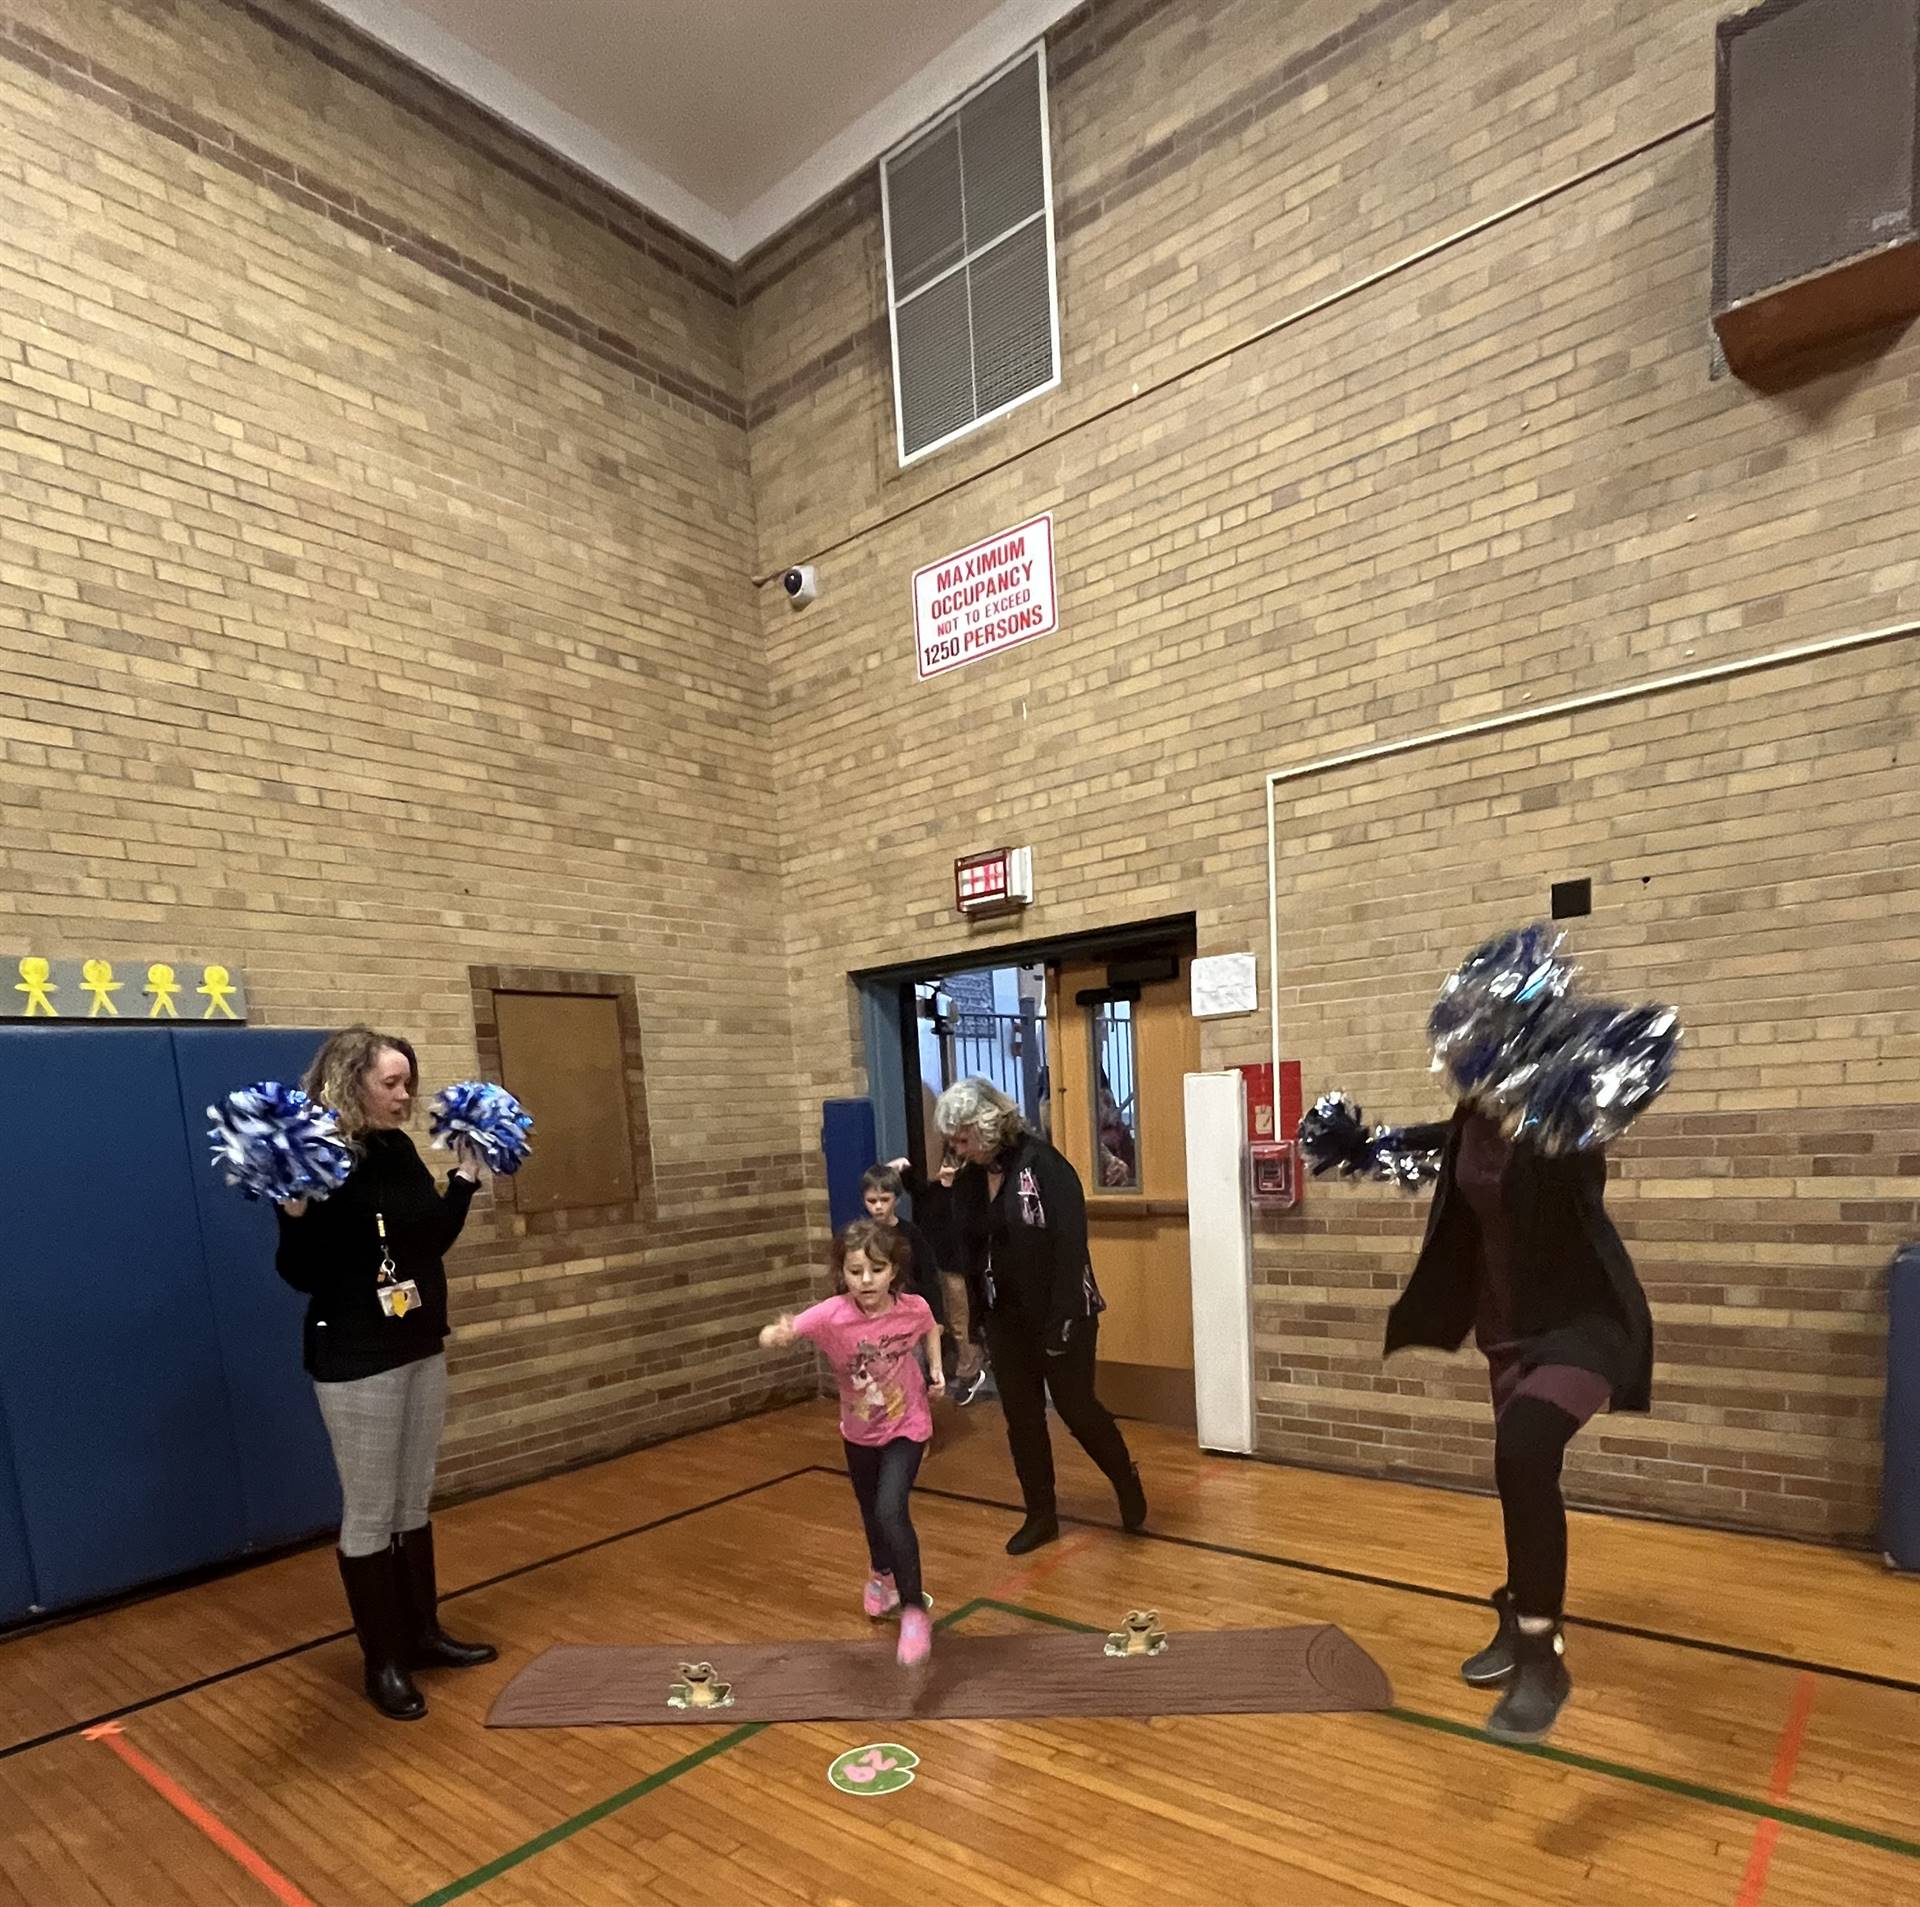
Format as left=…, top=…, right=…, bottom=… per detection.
left=880, top=45, right=1061, bottom=467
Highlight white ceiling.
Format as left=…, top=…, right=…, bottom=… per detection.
left=318, top=0, right=1082, bottom=261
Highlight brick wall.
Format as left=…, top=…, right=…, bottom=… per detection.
left=6, top=0, right=1917, bottom=1536
left=745, top=0, right=1920, bottom=1539
left=0, top=0, right=819, bottom=1496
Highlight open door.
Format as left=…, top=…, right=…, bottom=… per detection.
left=1051, top=949, right=1200, bottom=1428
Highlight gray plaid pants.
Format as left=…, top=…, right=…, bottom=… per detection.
left=313, top=1352, right=448, bottom=1557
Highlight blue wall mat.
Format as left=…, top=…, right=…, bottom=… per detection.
left=0, top=1028, right=248, bottom=1611
left=172, top=1028, right=341, bottom=1552
left=0, top=1373, right=38, bottom=1622
left=820, top=1098, right=878, bottom=1234
left=1884, top=1244, right=1920, bottom=1570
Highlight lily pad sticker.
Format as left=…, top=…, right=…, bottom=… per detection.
left=827, top=1743, right=919, bottom=1796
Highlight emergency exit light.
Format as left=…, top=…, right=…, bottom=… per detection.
left=954, top=846, right=1033, bottom=916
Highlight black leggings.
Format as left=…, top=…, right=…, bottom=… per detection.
left=844, top=1436, right=925, bottom=1607
left=985, top=1311, right=1134, bottom=1517
left=1494, top=1395, right=1584, bottom=1617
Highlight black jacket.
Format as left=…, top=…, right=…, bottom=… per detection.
left=275, top=1129, right=477, bottom=1382
left=952, top=1134, right=1105, bottom=1337
left=889, top=1215, right=946, bottom=1325
left=1384, top=1107, right=1654, bottom=1412
left=898, top=1166, right=960, bottom=1275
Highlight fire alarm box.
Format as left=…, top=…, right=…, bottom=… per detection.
left=1250, top=1140, right=1299, bottom=1210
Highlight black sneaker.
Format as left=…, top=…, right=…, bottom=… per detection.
left=1484, top=1623, right=1571, bottom=1744
left=1004, top=1513, right=1060, bottom=1556
left=953, top=1368, right=988, bottom=1407
left=1461, top=1584, right=1518, bottom=1687
left=1115, top=1464, right=1147, bottom=1533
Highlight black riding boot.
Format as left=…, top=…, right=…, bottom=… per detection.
left=337, top=1548, right=427, bottom=1720
left=394, top=1524, right=498, bottom=1669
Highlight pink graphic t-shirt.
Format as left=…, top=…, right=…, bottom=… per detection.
left=792, top=1292, right=935, bottom=1446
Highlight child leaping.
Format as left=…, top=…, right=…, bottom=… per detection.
left=758, top=1219, right=945, bottom=1666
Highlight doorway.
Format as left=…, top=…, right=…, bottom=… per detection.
left=864, top=918, right=1201, bottom=1432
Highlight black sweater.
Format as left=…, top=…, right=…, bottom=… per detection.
left=898, top=1166, right=960, bottom=1275
left=951, top=1134, right=1105, bottom=1336
left=274, top=1129, right=477, bottom=1383
left=1383, top=1107, right=1654, bottom=1412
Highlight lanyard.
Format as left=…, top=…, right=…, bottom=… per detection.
left=374, top=1211, right=397, bottom=1284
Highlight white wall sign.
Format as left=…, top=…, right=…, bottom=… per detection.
left=913, top=512, right=1058, bottom=679
left=1190, top=952, right=1258, bottom=1019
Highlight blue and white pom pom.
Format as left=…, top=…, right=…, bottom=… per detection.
left=208, top=1083, right=355, bottom=1203
left=1298, top=1092, right=1444, bottom=1191
left=1428, top=922, right=1574, bottom=1104
left=1503, top=1000, right=1681, bottom=1155
left=430, top=1080, right=533, bottom=1176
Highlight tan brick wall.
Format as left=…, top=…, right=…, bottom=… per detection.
left=0, top=0, right=819, bottom=1497
left=746, top=0, right=1920, bottom=1539
left=6, top=0, right=1919, bottom=1538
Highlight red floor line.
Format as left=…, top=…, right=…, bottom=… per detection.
left=83, top=1721, right=320, bottom=1907
left=1732, top=1670, right=1818, bottom=1907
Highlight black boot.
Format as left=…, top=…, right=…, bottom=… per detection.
left=1484, top=1621, right=1571, bottom=1744
left=394, top=1525, right=498, bottom=1670
left=1115, top=1464, right=1148, bottom=1533
left=1004, top=1511, right=1060, bottom=1556
left=1461, top=1584, right=1518, bottom=1687
left=337, top=1548, right=427, bottom=1720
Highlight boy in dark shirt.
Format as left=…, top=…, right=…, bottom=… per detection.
left=860, top=1164, right=951, bottom=1364
left=882, top=1153, right=988, bottom=1402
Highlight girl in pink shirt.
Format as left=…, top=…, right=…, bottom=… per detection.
left=759, top=1219, right=945, bottom=1665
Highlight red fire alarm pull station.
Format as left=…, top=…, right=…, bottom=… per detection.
left=1249, top=1140, right=1299, bottom=1207
left=1238, top=1060, right=1303, bottom=1209
left=954, top=847, right=1033, bottom=917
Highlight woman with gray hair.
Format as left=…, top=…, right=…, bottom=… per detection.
left=937, top=1077, right=1145, bottom=1553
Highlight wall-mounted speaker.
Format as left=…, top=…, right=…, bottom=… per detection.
left=1713, top=0, right=1920, bottom=378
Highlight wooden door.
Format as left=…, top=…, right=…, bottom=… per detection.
left=1050, top=953, right=1201, bottom=1428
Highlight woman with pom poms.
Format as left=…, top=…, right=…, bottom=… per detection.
left=1300, top=927, right=1676, bottom=1744
left=275, top=1026, right=497, bottom=1720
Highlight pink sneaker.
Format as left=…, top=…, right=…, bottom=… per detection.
left=896, top=1606, right=931, bottom=1668
left=862, top=1573, right=900, bottom=1619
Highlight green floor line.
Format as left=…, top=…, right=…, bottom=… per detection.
left=409, top=1598, right=990, bottom=1907
left=972, top=1595, right=1920, bottom=1869
left=411, top=1720, right=767, bottom=1907
left=413, top=1593, right=1920, bottom=1905
left=1380, top=1705, right=1920, bottom=1864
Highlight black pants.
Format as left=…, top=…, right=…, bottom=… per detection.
left=1493, top=1395, right=1584, bottom=1617
left=985, top=1311, right=1134, bottom=1517
left=844, top=1436, right=925, bottom=1607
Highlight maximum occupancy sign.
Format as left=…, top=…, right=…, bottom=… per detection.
left=912, top=512, right=1058, bottom=679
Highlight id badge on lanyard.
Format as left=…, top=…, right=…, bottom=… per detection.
left=374, top=1212, right=422, bottom=1320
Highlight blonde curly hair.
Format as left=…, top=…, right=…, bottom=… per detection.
left=301, top=1025, right=418, bottom=1143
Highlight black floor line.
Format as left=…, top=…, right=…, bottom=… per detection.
left=0, top=1467, right=816, bottom=1765
left=899, top=1473, right=1920, bottom=1698
left=10, top=1455, right=1913, bottom=1770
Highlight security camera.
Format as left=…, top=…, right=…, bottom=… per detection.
left=782, top=564, right=817, bottom=607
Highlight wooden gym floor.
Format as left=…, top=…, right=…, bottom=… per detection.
left=2, top=1401, right=1915, bottom=1907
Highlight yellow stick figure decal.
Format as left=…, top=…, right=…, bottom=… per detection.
left=82, top=958, right=122, bottom=1017
left=145, top=963, right=182, bottom=1019
left=15, top=957, right=58, bottom=1017
left=198, top=964, right=240, bottom=1020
